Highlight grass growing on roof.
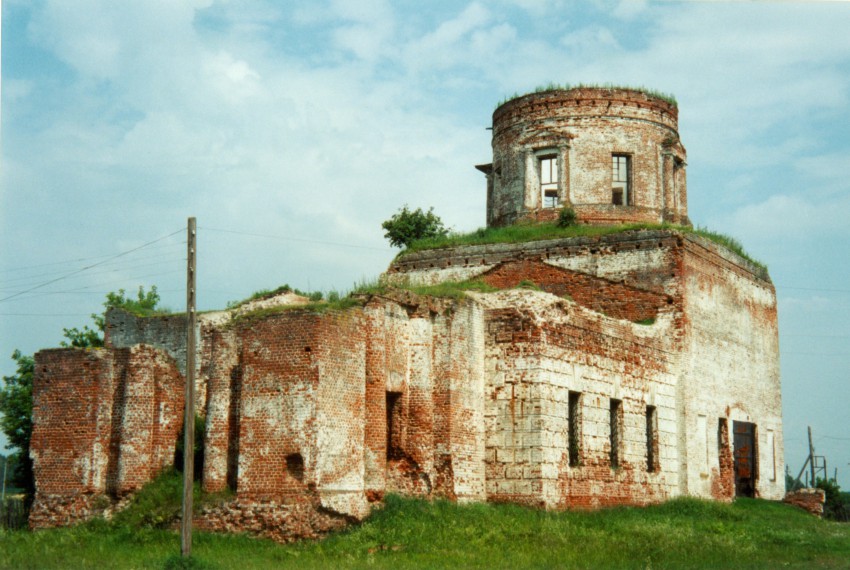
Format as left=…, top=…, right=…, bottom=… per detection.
left=496, top=83, right=678, bottom=109
left=400, top=221, right=767, bottom=277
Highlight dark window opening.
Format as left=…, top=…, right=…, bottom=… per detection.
left=610, top=398, right=623, bottom=468
left=612, top=154, right=631, bottom=205
left=568, top=391, right=582, bottom=467
left=539, top=154, right=559, bottom=208
left=286, top=453, right=305, bottom=482
left=646, top=405, right=658, bottom=472
left=386, top=391, right=403, bottom=461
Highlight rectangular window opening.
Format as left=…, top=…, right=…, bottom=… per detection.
left=386, top=391, right=403, bottom=461
left=610, top=398, right=622, bottom=469
left=568, top=391, right=582, bottom=467
left=539, top=154, right=559, bottom=208
left=646, top=405, right=658, bottom=472
left=612, top=154, right=631, bottom=206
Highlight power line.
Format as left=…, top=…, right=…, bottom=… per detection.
left=0, top=313, right=92, bottom=317
left=7, top=269, right=185, bottom=302
left=0, top=255, right=187, bottom=290
left=0, top=229, right=184, bottom=303
left=0, top=240, right=186, bottom=275
left=201, top=226, right=393, bottom=252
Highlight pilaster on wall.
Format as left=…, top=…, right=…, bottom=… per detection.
left=446, top=301, right=487, bottom=502
left=111, top=345, right=184, bottom=495
left=315, top=310, right=369, bottom=519
left=200, top=327, right=240, bottom=493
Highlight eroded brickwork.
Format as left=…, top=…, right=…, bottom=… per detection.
left=29, top=87, right=783, bottom=541
left=783, top=488, right=826, bottom=517
left=480, top=291, right=678, bottom=509
left=30, top=228, right=782, bottom=540
left=481, top=87, right=688, bottom=227
left=679, top=234, right=783, bottom=501
left=29, top=346, right=182, bottom=528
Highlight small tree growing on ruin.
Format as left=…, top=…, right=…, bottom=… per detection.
left=61, top=285, right=164, bottom=348
left=382, top=206, right=448, bottom=249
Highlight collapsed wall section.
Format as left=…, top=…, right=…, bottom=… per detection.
left=29, top=345, right=182, bottom=528
left=197, top=309, right=367, bottom=542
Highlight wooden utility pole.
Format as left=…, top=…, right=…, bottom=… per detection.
left=808, top=426, right=816, bottom=487
left=181, top=217, right=197, bottom=557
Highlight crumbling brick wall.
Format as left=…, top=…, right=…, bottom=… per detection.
left=195, top=297, right=486, bottom=540
left=30, top=230, right=782, bottom=540
left=29, top=345, right=182, bottom=528
left=783, top=488, right=825, bottom=517
left=479, top=291, right=679, bottom=509
left=485, top=87, right=688, bottom=227
left=479, top=259, right=668, bottom=322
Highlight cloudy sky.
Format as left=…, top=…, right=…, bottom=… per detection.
left=2, top=0, right=849, bottom=488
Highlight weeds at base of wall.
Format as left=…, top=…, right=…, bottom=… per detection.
left=112, top=468, right=233, bottom=530
left=0, top=496, right=28, bottom=530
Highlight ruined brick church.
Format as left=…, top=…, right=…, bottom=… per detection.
left=29, top=87, right=783, bottom=541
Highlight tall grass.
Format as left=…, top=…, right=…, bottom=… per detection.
left=401, top=222, right=768, bottom=277
left=2, top=495, right=849, bottom=569
left=496, top=83, right=678, bottom=109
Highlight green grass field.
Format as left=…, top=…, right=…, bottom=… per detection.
left=2, top=495, right=849, bottom=569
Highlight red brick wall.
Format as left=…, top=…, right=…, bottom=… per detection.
left=233, top=312, right=320, bottom=500
left=480, top=259, right=669, bottom=322
left=29, top=346, right=182, bottom=528
left=29, top=233, right=781, bottom=538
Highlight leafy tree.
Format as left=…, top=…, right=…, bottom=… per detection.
left=816, top=477, right=849, bottom=521
left=0, top=350, right=34, bottom=498
left=61, top=285, right=162, bottom=348
left=382, top=206, right=448, bottom=249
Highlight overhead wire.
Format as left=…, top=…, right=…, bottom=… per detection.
left=0, top=254, right=187, bottom=290
left=0, top=229, right=184, bottom=303
left=0, top=240, right=186, bottom=275
left=201, top=226, right=393, bottom=252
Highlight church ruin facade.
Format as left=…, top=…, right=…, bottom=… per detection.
left=28, top=87, right=783, bottom=542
